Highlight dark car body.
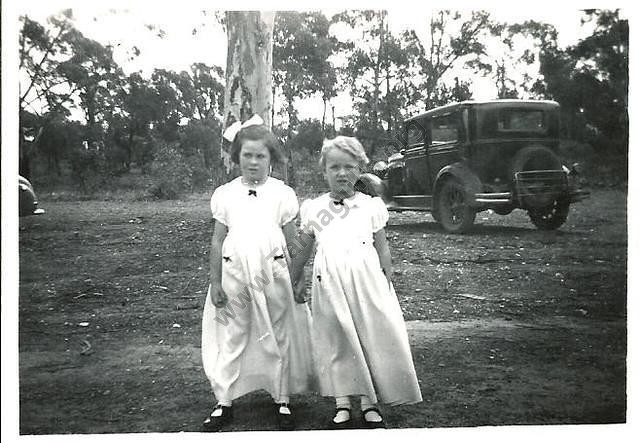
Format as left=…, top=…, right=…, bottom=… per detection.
left=361, top=99, right=588, bottom=233
left=19, top=175, right=45, bottom=217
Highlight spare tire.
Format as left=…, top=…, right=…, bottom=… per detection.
left=510, top=146, right=563, bottom=208
left=509, top=146, right=562, bottom=177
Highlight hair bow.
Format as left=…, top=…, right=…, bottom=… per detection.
left=222, top=114, right=265, bottom=142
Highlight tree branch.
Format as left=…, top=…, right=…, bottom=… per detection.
left=20, top=23, right=68, bottom=106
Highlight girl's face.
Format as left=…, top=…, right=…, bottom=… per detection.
left=323, top=147, right=360, bottom=196
left=239, top=140, right=271, bottom=183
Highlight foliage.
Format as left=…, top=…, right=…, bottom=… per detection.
left=178, top=117, right=221, bottom=186
left=147, top=144, right=196, bottom=199
left=18, top=9, right=628, bottom=195
left=19, top=12, right=76, bottom=117
left=332, top=10, right=409, bottom=152
left=286, top=119, right=326, bottom=156
left=408, top=11, right=493, bottom=108
left=536, top=9, right=628, bottom=153
left=69, top=144, right=107, bottom=193
left=492, top=20, right=559, bottom=98
left=273, top=11, right=338, bottom=184
left=273, top=11, right=337, bottom=128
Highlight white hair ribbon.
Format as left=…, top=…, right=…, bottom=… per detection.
left=222, top=114, right=265, bottom=142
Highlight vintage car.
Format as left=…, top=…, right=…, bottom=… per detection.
left=359, top=99, right=589, bottom=233
left=19, top=175, right=45, bottom=217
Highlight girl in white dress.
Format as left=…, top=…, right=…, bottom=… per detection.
left=290, top=136, right=422, bottom=429
left=201, top=116, right=313, bottom=431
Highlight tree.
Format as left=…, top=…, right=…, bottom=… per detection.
left=19, top=12, right=76, bottom=117
left=56, top=30, right=124, bottom=144
left=286, top=118, right=326, bottom=156
left=480, top=20, right=560, bottom=99
left=408, top=10, right=493, bottom=109
left=273, top=11, right=337, bottom=184
left=335, top=10, right=387, bottom=132
left=109, top=72, right=158, bottom=170
left=188, top=63, right=226, bottom=121
left=536, top=9, right=628, bottom=151
left=19, top=12, right=79, bottom=178
left=334, top=10, right=415, bottom=154
left=220, top=11, right=276, bottom=183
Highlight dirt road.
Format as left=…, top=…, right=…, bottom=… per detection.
left=16, top=189, right=626, bottom=433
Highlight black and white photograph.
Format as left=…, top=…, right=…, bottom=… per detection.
left=1, top=0, right=634, bottom=441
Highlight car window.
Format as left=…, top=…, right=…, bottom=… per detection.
left=481, top=108, right=548, bottom=136
left=430, top=114, right=458, bottom=145
left=498, top=109, right=545, bottom=131
left=405, top=122, right=425, bottom=147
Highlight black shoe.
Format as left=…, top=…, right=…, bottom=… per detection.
left=330, top=407, right=353, bottom=430
left=275, top=403, right=295, bottom=431
left=362, top=407, right=386, bottom=429
left=202, top=405, right=233, bottom=432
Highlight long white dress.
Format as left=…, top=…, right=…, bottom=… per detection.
left=300, top=192, right=422, bottom=406
left=201, top=177, right=314, bottom=402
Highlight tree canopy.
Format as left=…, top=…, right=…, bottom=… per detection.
left=18, top=8, right=628, bottom=192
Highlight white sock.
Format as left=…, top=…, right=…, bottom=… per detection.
left=334, top=396, right=351, bottom=423
left=274, top=397, right=291, bottom=414
left=361, top=396, right=382, bottom=422
left=212, top=400, right=232, bottom=416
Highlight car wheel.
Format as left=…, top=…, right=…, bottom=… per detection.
left=437, top=177, right=476, bottom=233
left=528, top=198, right=570, bottom=230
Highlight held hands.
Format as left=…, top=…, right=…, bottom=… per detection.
left=210, top=282, right=228, bottom=308
left=293, top=277, right=307, bottom=304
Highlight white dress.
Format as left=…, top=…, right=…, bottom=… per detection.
left=201, top=177, right=314, bottom=402
left=300, top=192, right=422, bottom=406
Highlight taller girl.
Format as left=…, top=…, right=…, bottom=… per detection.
left=201, top=115, right=312, bottom=431
left=291, top=136, right=422, bottom=429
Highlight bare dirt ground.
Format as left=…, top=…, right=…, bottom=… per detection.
left=16, top=188, right=627, bottom=434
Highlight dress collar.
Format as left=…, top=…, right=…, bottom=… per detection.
left=325, top=191, right=365, bottom=208
left=235, top=175, right=272, bottom=189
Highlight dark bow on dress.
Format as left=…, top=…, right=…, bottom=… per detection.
left=248, top=190, right=257, bottom=197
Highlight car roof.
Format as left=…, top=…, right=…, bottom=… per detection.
left=405, top=99, right=560, bottom=123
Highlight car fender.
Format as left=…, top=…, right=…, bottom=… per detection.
left=19, top=175, right=45, bottom=216
left=434, top=163, right=483, bottom=206
left=355, top=173, right=391, bottom=202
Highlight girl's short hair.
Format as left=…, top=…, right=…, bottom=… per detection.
left=230, top=125, right=285, bottom=165
left=319, top=136, right=370, bottom=169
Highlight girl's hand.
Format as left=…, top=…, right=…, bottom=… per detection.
left=382, top=268, right=392, bottom=289
left=210, top=283, right=228, bottom=308
left=293, top=278, right=307, bottom=304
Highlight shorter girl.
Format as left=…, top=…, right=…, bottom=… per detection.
left=291, top=136, right=422, bottom=429
left=201, top=115, right=313, bottom=431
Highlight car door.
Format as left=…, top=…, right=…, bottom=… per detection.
left=428, top=112, right=463, bottom=186
left=402, top=117, right=431, bottom=195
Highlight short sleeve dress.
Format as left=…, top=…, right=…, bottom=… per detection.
left=201, top=177, right=314, bottom=403
left=300, top=192, right=422, bottom=406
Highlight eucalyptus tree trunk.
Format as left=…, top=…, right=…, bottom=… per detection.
left=372, top=11, right=384, bottom=131
left=331, top=104, right=336, bottom=137
left=219, top=11, right=276, bottom=183
left=283, top=95, right=296, bottom=186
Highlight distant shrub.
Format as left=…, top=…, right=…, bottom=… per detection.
left=146, top=144, right=213, bottom=199
left=69, top=145, right=108, bottom=193
left=147, top=144, right=193, bottom=199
